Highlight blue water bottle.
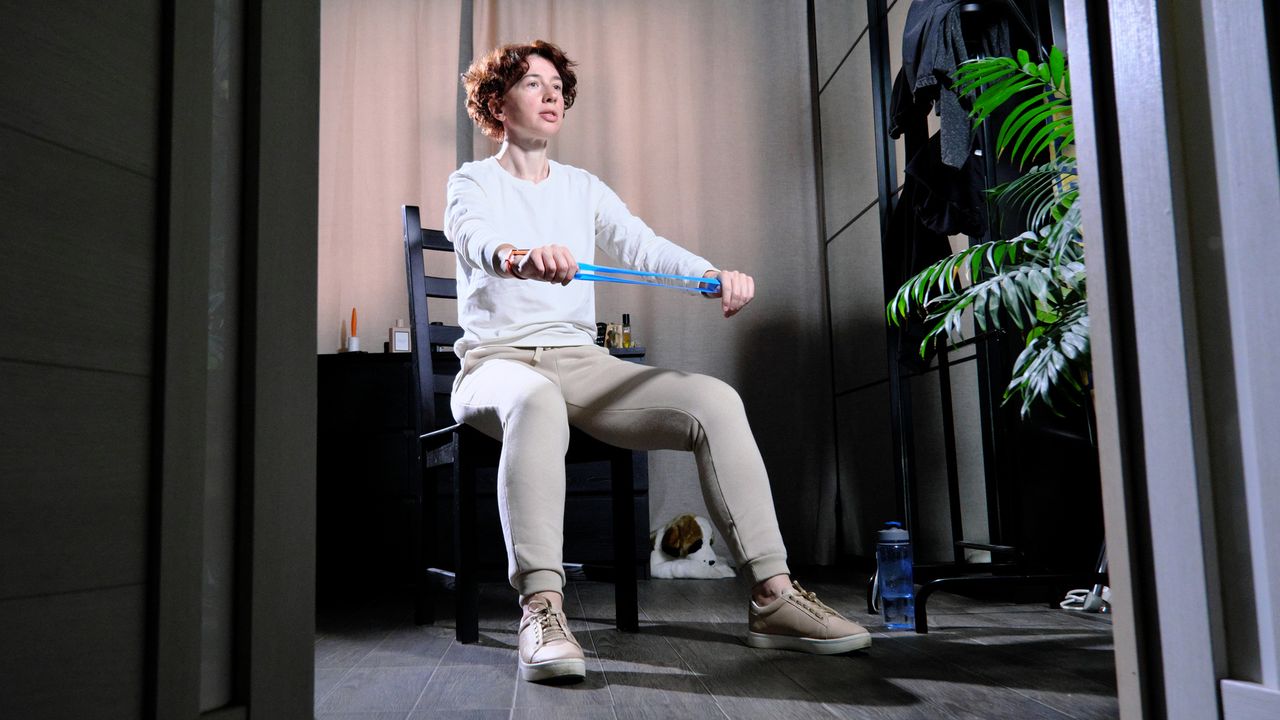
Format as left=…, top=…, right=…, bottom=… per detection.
left=876, top=521, right=914, bottom=629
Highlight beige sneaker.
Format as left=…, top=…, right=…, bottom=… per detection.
left=746, top=581, right=872, bottom=654
left=518, top=597, right=587, bottom=683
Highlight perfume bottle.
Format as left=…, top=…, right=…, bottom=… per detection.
left=389, top=319, right=411, bottom=353
left=622, top=313, right=633, bottom=349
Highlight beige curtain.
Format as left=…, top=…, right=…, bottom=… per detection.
left=318, top=0, right=462, bottom=351
left=319, top=0, right=838, bottom=564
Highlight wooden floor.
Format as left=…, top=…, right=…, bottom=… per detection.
left=314, top=578, right=1117, bottom=719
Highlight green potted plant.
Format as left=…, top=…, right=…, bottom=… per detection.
left=886, top=47, right=1087, bottom=418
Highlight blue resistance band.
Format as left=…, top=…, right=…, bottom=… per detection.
left=573, top=262, right=721, bottom=293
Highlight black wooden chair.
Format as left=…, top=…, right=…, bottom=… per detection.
left=402, top=204, right=641, bottom=643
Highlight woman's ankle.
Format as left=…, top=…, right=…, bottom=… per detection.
left=751, top=574, right=793, bottom=605
left=520, top=590, right=564, bottom=617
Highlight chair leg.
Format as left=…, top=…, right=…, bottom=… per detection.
left=453, top=433, right=480, bottom=644
left=413, top=464, right=435, bottom=626
left=611, top=449, right=639, bottom=633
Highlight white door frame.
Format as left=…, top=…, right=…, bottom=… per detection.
left=149, top=1, right=319, bottom=717
left=1199, top=1, right=1280, bottom=717
left=1066, top=0, right=1280, bottom=718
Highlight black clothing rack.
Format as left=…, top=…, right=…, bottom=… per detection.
left=864, top=0, right=1103, bottom=632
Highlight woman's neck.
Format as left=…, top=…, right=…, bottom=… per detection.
left=495, top=139, right=550, bottom=183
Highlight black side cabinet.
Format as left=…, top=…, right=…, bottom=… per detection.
left=316, top=352, right=650, bottom=602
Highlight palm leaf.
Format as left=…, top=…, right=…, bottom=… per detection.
left=1049, top=46, right=1066, bottom=91
left=952, top=57, right=1018, bottom=95
left=911, top=254, right=1077, bottom=356
left=988, top=156, right=1078, bottom=234
left=996, top=90, right=1059, bottom=150
left=954, top=54, right=1072, bottom=160
left=1017, top=114, right=1074, bottom=168
left=886, top=235, right=1039, bottom=326
left=1006, top=101, right=1070, bottom=166
left=1043, top=203, right=1084, bottom=264
left=1005, top=300, right=1090, bottom=417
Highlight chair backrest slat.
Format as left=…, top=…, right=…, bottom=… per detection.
left=422, top=228, right=450, bottom=251
left=428, top=324, right=464, bottom=346
left=403, top=205, right=455, bottom=438
left=424, top=276, right=458, bottom=298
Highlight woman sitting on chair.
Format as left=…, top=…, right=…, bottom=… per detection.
left=445, top=39, right=871, bottom=684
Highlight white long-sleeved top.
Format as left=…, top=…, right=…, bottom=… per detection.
left=443, top=155, right=715, bottom=357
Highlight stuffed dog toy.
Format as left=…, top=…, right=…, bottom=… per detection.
left=649, top=513, right=735, bottom=579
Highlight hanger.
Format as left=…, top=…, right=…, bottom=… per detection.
left=958, top=0, right=1048, bottom=61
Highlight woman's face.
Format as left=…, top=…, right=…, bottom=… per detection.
left=495, top=54, right=564, bottom=143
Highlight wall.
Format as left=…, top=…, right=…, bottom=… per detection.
left=0, top=1, right=160, bottom=715
left=813, top=0, right=989, bottom=560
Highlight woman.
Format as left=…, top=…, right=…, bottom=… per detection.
left=445, top=40, right=870, bottom=684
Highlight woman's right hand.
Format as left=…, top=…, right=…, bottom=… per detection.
left=504, top=244, right=579, bottom=286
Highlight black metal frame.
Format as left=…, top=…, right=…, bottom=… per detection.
left=866, top=0, right=915, bottom=531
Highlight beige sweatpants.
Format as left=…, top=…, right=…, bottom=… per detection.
left=450, top=344, right=790, bottom=602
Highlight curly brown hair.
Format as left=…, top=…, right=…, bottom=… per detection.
left=462, top=40, right=578, bottom=142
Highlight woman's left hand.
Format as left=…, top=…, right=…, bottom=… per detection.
left=703, top=269, right=754, bottom=318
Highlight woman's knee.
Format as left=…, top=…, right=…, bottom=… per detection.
left=683, top=374, right=746, bottom=426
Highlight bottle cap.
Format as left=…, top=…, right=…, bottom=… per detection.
left=878, top=521, right=909, bottom=543
left=623, top=313, right=631, bottom=324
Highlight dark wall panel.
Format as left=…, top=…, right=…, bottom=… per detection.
left=0, top=0, right=161, bottom=175
left=827, top=212, right=888, bottom=392
left=0, top=0, right=162, bottom=715
left=0, top=585, right=146, bottom=718
left=818, top=36, right=879, bottom=231
left=836, top=384, right=896, bottom=556
left=0, top=361, right=150, bottom=599
left=0, top=128, right=155, bottom=375
left=814, top=0, right=869, bottom=89
left=907, top=363, right=990, bottom=563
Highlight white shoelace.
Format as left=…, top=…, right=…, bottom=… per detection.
left=529, top=603, right=570, bottom=643
left=790, top=583, right=839, bottom=617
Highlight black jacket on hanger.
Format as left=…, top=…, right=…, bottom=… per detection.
left=885, top=0, right=1012, bottom=369
left=900, top=0, right=1011, bottom=169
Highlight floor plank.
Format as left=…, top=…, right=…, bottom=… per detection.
left=511, top=707, right=617, bottom=719
left=575, top=582, right=724, bottom=710
left=614, top=701, right=729, bottom=720
left=410, top=664, right=515, bottom=712
left=317, top=665, right=434, bottom=714
left=314, top=713, right=408, bottom=720
left=315, top=631, right=391, bottom=669
left=315, top=667, right=351, bottom=707
left=357, top=626, right=452, bottom=668
left=406, top=710, right=507, bottom=720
